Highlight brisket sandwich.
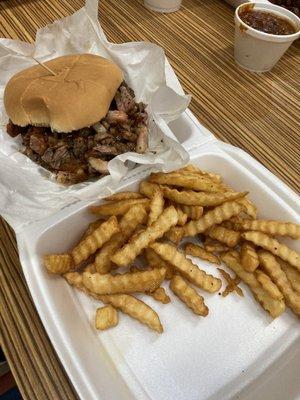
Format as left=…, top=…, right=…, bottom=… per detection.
left=4, top=54, right=148, bottom=184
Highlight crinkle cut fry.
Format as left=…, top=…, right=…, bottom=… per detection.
left=204, top=238, right=229, bottom=253
left=242, top=231, right=300, bottom=271
left=164, top=226, right=184, bottom=245
left=89, top=198, right=150, bottom=216
left=181, top=205, right=203, bottom=220
left=162, top=186, right=247, bottom=206
left=258, top=251, right=300, bottom=316
left=149, top=172, right=223, bottom=192
left=82, top=219, right=103, bottom=239
left=170, top=275, right=208, bottom=316
left=279, top=259, right=300, bottom=294
left=111, top=206, right=178, bottom=267
left=255, top=270, right=283, bottom=300
left=44, top=254, right=73, bottom=274
left=149, top=287, right=171, bottom=304
left=175, top=207, right=188, bottom=226
left=71, top=216, right=119, bottom=265
left=220, top=251, right=285, bottom=318
left=150, top=242, right=221, bottom=293
left=234, top=219, right=300, bottom=239
left=139, top=181, right=160, bottom=198
left=184, top=242, right=220, bottom=265
left=95, top=305, right=118, bottom=330
left=82, top=268, right=166, bottom=295
left=145, top=248, right=174, bottom=280
left=176, top=165, right=222, bottom=182
left=94, top=204, right=147, bottom=273
left=148, top=188, right=164, bottom=226
left=207, top=225, right=241, bottom=247
left=104, top=191, right=144, bottom=201
left=240, top=242, right=259, bottom=272
left=181, top=201, right=244, bottom=237
left=64, top=272, right=163, bottom=333
left=221, top=183, right=257, bottom=219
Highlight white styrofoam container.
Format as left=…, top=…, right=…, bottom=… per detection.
left=16, top=108, right=300, bottom=400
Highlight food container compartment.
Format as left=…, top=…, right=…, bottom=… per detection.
left=17, top=110, right=300, bottom=400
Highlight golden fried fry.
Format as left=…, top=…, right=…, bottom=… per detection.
left=139, top=181, right=160, bottom=198
left=94, top=205, right=147, bottom=274
left=84, top=264, right=96, bottom=273
left=242, top=231, right=300, bottom=271
left=181, top=201, right=244, bottom=238
left=148, top=189, right=164, bottom=226
left=101, top=293, right=163, bottom=333
left=240, top=242, right=259, bottom=272
left=181, top=205, right=204, bottom=220
left=164, top=226, right=184, bottom=245
left=64, top=272, right=163, bottom=333
left=170, top=275, right=208, bottom=316
left=175, top=207, right=188, bottom=226
left=238, top=198, right=257, bottom=219
left=95, top=305, right=118, bottom=330
left=83, top=268, right=166, bottom=295
left=233, top=219, right=300, bottom=239
left=90, top=198, right=150, bottom=216
left=204, top=237, right=230, bottom=253
left=145, top=248, right=174, bottom=280
left=258, top=251, right=300, bottom=316
left=207, top=226, right=241, bottom=247
left=82, top=219, right=104, bottom=239
left=217, top=268, right=243, bottom=297
left=278, top=260, right=300, bottom=294
left=162, top=186, right=247, bottom=206
left=255, top=270, right=283, bottom=300
left=71, top=216, right=119, bottom=266
left=222, top=183, right=257, bottom=219
left=184, top=242, right=220, bottom=265
left=149, top=172, right=223, bottom=192
left=221, top=251, right=285, bottom=318
left=64, top=271, right=84, bottom=288
left=104, top=191, right=144, bottom=201
left=111, top=206, right=178, bottom=267
left=177, top=165, right=222, bottom=183
left=149, top=287, right=171, bottom=304
left=150, top=242, right=221, bottom=293
left=44, top=254, right=73, bottom=274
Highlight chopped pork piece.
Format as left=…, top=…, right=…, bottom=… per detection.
left=106, top=110, right=128, bottom=125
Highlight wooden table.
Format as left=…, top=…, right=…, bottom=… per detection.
left=0, top=1, right=299, bottom=399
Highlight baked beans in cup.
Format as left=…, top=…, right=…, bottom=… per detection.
left=234, top=2, right=300, bottom=72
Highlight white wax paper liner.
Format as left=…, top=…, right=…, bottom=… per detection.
left=0, top=0, right=190, bottom=232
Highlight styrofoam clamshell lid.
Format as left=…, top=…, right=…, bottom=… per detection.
left=17, top=107, right=300, bottom=400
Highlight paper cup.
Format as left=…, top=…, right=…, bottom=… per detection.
left=234, top=2, right=300, bottom=72
left=144, top=0, right=182, bottom=13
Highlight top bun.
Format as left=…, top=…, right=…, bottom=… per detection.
left=4, top=54, right=124, bottom=133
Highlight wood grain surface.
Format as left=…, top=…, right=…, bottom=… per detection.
left=0, top=0, right=299, bottom=399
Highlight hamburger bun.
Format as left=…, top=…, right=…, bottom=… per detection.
left=4, top=54, right=124, bottom=133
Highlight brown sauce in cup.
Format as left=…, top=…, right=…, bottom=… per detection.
left=239, top=9, right=296, bottom=35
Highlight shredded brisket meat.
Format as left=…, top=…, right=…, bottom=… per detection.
left=6, top=82, right=148, bottom=185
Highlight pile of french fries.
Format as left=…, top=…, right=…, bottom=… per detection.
left=44, top=164, right=300, bottom=333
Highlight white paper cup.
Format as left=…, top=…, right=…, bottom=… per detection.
left=234, top=2, right=300, bottom=72
left=144, top=0, right=182, bottom=13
